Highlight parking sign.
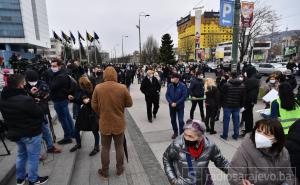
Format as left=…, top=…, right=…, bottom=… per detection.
left=220, top=0, right=234, bottom=27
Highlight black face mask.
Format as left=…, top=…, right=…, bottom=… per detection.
left=185, top=139, right=198, bottom=147
left=96, top=72, right=102, bottom=76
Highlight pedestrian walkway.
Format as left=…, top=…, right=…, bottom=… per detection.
left=128, top=81, right=265, bottom=184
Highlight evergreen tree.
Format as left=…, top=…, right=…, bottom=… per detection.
left=159, top=33, right=175, bottom=65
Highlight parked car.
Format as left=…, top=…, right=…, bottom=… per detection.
left=255, top=63, right=287, bottom=75
left=206, top=63, right=217, bottom=72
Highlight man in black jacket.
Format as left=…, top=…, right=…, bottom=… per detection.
left=240, top=66, right=260, bottom=137
left=0, top=74, right=48, bottom=185
left=189, top=71, right=205, bottom=121
left=140, top=70, right=161, bottom=123
left=220, top=72, right=246, bottom=140
left=48, top=59, right=74, bottom=145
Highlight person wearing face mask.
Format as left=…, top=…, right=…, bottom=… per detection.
left=163, top=119, right=229, bottom=185
left=140, top=70, right=161, bottom=123
left=48, top=59, right=75, bottom=145
left=25, top=70, right=62, bottom=154
left=91, top=66, right=104, bottom=87
left=228, top=119, right=295, bottom=185
left=189, top=71, right=205, bottom=121
left=166, top=73, right=188, bottom=139
left=283, top=70, right=297, bottom=90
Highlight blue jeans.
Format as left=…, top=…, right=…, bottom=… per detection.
left=42, top=118, right=53, bottom=149
left=169, top=107, right=185, bottom=134
left=53, top=100, right=74, bottom=140
left=223, top=108, right=240, bottom=138
left=16, top=135, right=42, bottom=182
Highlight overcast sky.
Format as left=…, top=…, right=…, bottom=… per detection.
left=46, top=0, right=300, bottom=57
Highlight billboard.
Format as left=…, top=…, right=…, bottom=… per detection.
left=284, top=46, right=297, bottom=56
left=241, top=1, right=254, bottom=28
left=220, top=0, right=234, bottom=27
left=195, top=9, right=202, bottom=61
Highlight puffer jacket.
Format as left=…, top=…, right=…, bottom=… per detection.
left=163, top=135, right=229, bottom=185
left=221, top=79, right=246, bottom=109
left=228, top=136, right=295, bottom=185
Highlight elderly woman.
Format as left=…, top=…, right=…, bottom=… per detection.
left=163, top=119, right=229, bottom=185
left=228, top=119, right=295, bottom=185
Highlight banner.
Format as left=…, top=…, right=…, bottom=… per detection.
left=195, top=9, right=202, bottom=61
left=241, top=1, right=254, bottom=28
left=220, top=0, right=234, bottom=27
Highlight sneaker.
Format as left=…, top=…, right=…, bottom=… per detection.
left=171, top=133, right=178, bottom=140
left=98, top=169, right=109, bottom=180
left=28, top=176, right=48, bottom=185
left=17, top=178, right=25, bottom=185
left=47, top=146, right=62, bottom=153
left=70, top=144, right=81, bottom=152
left=220, top=135, right=227, bottom=140
left=57, top=138, right=72, bottom=145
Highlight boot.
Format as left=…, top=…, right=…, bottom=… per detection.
left=70, top=144, right=81, bottom=152
left=89, top=145, right=100, bottom=156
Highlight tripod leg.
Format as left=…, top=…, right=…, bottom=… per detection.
left=0, top=134, right=10, bottom=156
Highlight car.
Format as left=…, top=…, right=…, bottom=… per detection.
left=206, top=63, right=217, bottom=72
left=255, top=63, right=287, bottom=75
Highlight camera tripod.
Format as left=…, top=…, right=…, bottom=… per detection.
left=0, top=133, right=10, bottom=156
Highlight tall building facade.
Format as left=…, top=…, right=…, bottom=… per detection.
left=177, top=11, right=233, bottom=61
left=0, top=0, right=50, bottom=66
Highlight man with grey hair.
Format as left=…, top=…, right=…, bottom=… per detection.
left=163, top=119, right=229, bottom=185
left=140, top=69, right=161, bottom=123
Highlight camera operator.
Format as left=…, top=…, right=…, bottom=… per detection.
left=25, top=70, right=61, bottom=154
left=0, top=74, right=48, bottom=185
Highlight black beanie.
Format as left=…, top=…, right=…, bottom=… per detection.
left=25, top=70, right=39, bottom=82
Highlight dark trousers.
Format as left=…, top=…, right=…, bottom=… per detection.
left=145, top=96, right=159, bottom=121
left=243, top=104, right=254, bottom=133
left=101, top=133, right=124, bottom=174
left=205, top=106, right=217, bottom=131
left=170, top=107, right=185, bottom=134
left=190, top=100, right=205, bottom=121
left=74, top=128, right=99, bottom=147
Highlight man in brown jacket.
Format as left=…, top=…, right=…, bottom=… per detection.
left=92, top=66, right=133, bottom=179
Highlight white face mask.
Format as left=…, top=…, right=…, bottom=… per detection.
left=244, top=72, right=247, bottom=77
left=255, top=132, right=273, bottom=149
left=269, top=80, right=276, bottom=84
left=51, top=67, right=59, bottom=73
left=28, top=81, right=38, bottom=86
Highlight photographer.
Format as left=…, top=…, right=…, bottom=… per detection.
left=0, top=74, right=48, bottom=185
left=25, top=70, right=61, bottom=154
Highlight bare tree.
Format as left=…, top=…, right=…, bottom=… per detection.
left=141, top=36, right=159, bottom=64
left=239, top=1, right=279, bottom=63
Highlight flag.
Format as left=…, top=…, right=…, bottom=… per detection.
left=53, top=31, right=62, bottom=42
left=78, top=31, right=85, bottom=41
left=61, top=31, right=71, bottom=43
left=94, top=32, right=100, bottom=43
left=86, top=32, right=94, bottom=42
left=69, top=31, right=76, bottom=44
left=79, top=41, right=86, bottom=57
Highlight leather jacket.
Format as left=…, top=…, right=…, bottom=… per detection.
left=163, top=135, right=229, bottom=185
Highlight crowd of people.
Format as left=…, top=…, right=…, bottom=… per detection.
left=0, top=58, right=300, bottom=185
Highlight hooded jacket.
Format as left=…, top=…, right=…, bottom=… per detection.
left=228, top=136, right=295, bottom=185
left=0, top=87, right=44, bottom=141
left=91, top=67, right=133, bottom=135
left=244, top=66, right=260, bottom=105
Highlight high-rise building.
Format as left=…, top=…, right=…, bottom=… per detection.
left=0, top=0, right=50, bottom=65
left=177, top=11, right=233, bottom=61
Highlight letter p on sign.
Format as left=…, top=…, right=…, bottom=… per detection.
left=223, top=3, right=232, bottom=18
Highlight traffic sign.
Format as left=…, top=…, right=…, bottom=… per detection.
left=220, top=0, right=235, bottom=27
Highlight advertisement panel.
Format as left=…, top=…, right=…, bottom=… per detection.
left=241, top=1, right=254, bottom=28
left=284, top=46, right=297, bottom=56
left=195, top=9, right=202, bottom=61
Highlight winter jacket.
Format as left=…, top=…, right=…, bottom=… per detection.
left=166, top=82, right=188, bottom=110
left=92, top=67, right=133, bottom=135
left=189, top=77, right=205, bottom=98
left=0, top=88, right=44, bottom=141
left=48, top=69, right=70, bottom=102
left=228, top=136, right=295, bottom=185
left=205, top=86, right=220, bottom=109
left=286, top=120, right=300, bottom=182
left=221, top=79, right=246, bottom=109
left=163, top=135, right=229, bottom=185
left=140, top=76, right=161, bottom=98
left=244, top=76, right=260, bottom=105
left=73, top=89, right=98, bottom=132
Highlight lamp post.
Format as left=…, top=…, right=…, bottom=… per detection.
left=137, top=12, right=150, bottom=63
left=231, top=0, right=241, bottom=72
left=122, top=35, right=129, bottom=57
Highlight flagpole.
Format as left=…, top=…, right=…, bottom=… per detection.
left=71, top=42, right=74, bottom=60
left=94, top=40, right=97, bottom=64
left=86, top=33, right=90, bottom=64
left=78, top=34, right=82, bottom=63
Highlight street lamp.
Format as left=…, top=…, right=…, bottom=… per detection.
left=113, top=44, right=119, bottom=63
left=122, top=35, right=129, bottom=57
left=136, top=12, right=150, bottom=63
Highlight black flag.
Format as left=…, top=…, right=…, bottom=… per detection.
left=70, top=31, right=76, bottom=44
left=78, top=31, right=85, bottom=41
left=53, top=31, right=62, bottom=42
